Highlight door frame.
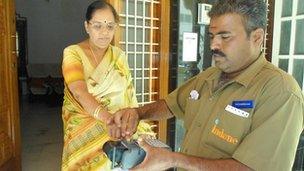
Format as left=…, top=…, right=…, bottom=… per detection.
left=0, top=0, right=21, bottom=170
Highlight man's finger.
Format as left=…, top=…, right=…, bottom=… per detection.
left=126, top=118, right=135, bottom=135
left=114, top=111, right=122, bottom=127
left=115, top=127, right=121, bottom=139
left=126, top=114, right=137, bottom=135
left=108, top=126, right=114, bottom=138
left=120, top=112, right=129, bottom=136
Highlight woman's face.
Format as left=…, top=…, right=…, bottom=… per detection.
left=85, top=8, right=117, bottom=49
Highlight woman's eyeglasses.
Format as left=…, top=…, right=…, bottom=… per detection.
left=89, top=21, right=117, bottom=32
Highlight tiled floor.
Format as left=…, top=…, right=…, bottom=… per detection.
left=20, top=96, right=63, bottom=171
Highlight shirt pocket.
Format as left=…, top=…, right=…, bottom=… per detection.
left=184, top=98, right=202, bottom=130
left=201, top=109, right=252, bottom=156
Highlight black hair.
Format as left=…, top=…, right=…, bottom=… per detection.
left=86, top=0, right=119, bottom=22
left=208, top=0, right=267, bottom=36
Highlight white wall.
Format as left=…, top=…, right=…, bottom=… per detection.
left=15, top=0, right=96, bottom=64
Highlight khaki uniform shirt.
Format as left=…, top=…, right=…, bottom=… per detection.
left=165, top=56, right=304, bottom=171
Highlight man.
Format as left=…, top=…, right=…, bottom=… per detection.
left=110, top=0, right=304, bottom=170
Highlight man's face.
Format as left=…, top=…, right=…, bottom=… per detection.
left=208, top=13, right=261, bottom=74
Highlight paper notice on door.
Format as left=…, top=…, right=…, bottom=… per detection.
left=182, top=32, right=198, bottom=62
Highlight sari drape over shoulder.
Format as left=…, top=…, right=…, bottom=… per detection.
left=61, top=45, right=153, bottom=171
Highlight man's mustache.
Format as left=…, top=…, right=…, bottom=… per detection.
left=211, top=49, right=226, bottom=57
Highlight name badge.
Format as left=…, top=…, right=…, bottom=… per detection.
left=225, top=105, right=249, bottom=118
left=232, top=100, right=254, bottom=109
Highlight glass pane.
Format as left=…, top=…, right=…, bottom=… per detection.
left=137, top=18, right=143, bottom=26
left=292, top=59, right=304, bottom=88
left=128, top=44, right=134, bottom=52
left=127, top=54, right=135, bottom=68
left=144, top=79, right=150, bottom=93
left=145, top=70, right=150, bottom=77
left=128, top=0, right=135, bottom=16
left=279, top=21, right=291, bottom=55
left=295, top=19, right=304, bottom=54
left=144, top=54, right=150, bottom=68
left=136, top=54, right=143, bottom=68
left=282, top=0, right=293, bottom=17
left=128, top=27, right=135, bottom=42
left=298, top=0, right=304, bottom=15
left=145, top=45, right=150, bottom=52
left=145, top=2, right=151, bottom=17
left=136, top=70, right=143, bottom=77
left=120, top=17, right=126, bottom=25
left=120, top=0, right=126, bottom=15
left=128, top=18, right=135, bottom=25
left=144, top=94, right=151, bottom=102
left=278, top=59, right=289, bottom=72
left=120, top=27, right=126, bottom=42
left=136, top=94, right=142, bottom=102
left=145, top=19, right=151, bottom=27
left=136, top=45, right=143, bottom=51
left=137, top=1, right=144, bottom=16
left=136, top=28, right=143, bottom=42
left=145, top=29, right=151, bottom=42
left=130, top=71, right=135, bottom=79
left=135, top=80, right=142, bottom=94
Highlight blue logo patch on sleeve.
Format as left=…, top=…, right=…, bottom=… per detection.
left=232, top=100, right=254, bottom=109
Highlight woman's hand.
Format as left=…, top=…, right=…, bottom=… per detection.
left=99, top=111, right=122, bottom=139
left=98, top=110, right=113, bottom=124
left=107, top=122, right=122, bottom=139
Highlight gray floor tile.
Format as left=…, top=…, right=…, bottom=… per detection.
left=20, top=97, right=63, bottom=171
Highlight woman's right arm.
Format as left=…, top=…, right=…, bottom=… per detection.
left=67, top=80, right=112, bottom=123
left=62, top=47, right=112, bottom=123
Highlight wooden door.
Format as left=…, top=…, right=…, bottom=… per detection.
left=107, top=0, right=170, bottom=142
left=0, top=0, right=21, bottom=170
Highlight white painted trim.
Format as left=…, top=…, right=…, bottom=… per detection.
left=271, top=0, right=283, bottom=66
left=272, top=0, right=304, bottom=91
left=287, top=0, right=297, bottom=74
left=277, top=55, right=304, bottom=59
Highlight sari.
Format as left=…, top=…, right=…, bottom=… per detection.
left=61, top=44, right=153, bottom=171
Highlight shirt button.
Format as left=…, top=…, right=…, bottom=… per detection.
left=196, top=121, right=202, bottom=127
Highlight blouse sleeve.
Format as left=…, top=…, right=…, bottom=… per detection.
left=62, top=46, right=85, bottom=84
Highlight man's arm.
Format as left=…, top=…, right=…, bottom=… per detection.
left=172, top=153, right=252, bottom=171
left=131, top=139, right=252, bottom=171
left=136, top=99, right=174, bottom=120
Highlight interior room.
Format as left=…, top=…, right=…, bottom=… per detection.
left=1, top=0, right=304, bottom=170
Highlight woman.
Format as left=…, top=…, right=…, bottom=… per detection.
left=61, top=1, right=153, bottom=170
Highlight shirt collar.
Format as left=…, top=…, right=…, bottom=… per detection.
left=235, top=54, right=267, bottom=87
left=205, top=54, right=268, bottom=88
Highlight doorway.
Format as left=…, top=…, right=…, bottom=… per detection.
left=15, top=0, right=170, bottom=170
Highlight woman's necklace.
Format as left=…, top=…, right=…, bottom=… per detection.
left=89, top=44, right=99, bottom=65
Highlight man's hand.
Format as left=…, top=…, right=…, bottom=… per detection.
left=130, top=138, right=173, bottom=171
left=113, top=108, right=140, bottom=139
